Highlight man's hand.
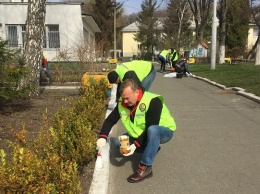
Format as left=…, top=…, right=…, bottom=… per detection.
left=43, top=68, right=47, bottom=71
left=123, top=144, right=136, bottom=156
left=96, top=138, right=106, bottom=150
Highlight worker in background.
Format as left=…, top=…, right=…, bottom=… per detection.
left=42, top=53, right=51, bottom=83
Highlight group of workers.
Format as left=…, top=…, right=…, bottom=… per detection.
left=43, top=49, right=189, bottom=183
left=157, top=48, right=192, bottom=76
left=96, top=48, right=192, bottom=183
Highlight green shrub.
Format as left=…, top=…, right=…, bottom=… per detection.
left=51, top=80, right=108, bottom=166
left=0, top=79, right=109, bottom=193
left=0, top=129, right=81, bottom=193
left=0, top=39, right=31, bottom=100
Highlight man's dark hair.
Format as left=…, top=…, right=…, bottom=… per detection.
left=107, top=71, right=119, bottom=83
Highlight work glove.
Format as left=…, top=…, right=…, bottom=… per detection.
left=43, top=68, right=47, bottom=71
left=96, top=138, right=106, bottom=151
left=123, top=144, right=136, bottom=156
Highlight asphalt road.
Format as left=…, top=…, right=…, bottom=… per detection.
left=105, top=65, right=260, bottom=194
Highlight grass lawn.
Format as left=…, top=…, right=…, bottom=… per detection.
left=189, top=62, right=260, bottom=97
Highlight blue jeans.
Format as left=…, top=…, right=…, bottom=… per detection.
left=114, top=125, right=174, bottom=166
left=44, top=64, right=51, bottom=79
left=142, top=66, right=156, bottom=91
left=158, top=55, right=166, bottom=71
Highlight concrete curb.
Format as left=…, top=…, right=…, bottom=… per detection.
left=88, top=143, right=110, bottom=194
left=40, top=85, right=79, bottom=90
left=193, top=75, right=260, bottom=104
left=88, top=84, right=117, bottom=194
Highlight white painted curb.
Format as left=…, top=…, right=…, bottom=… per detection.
left=193, top=75, right=260, bottom=104
left=88, top=84, right=117, bottom=194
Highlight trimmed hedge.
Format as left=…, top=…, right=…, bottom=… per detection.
left=0, top=79, right=108, bottom=193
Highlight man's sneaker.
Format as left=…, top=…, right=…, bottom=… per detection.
left=127, top=163, right=153, bottom=183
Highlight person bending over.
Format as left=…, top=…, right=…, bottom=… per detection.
left=96, top=79, right=176, bottom=183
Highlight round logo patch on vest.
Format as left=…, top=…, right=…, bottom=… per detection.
left=139, top=103, right=146, bottom=112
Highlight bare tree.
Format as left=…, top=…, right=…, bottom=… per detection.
left=247, top=0, right=260, bottom=65
left=23, top=0, right=46, bottom=97
left=164, top=0, right=191, bottom=50
left=218, top=0, right=230, bottom=64
left=187, top=0, right=213, bottom=44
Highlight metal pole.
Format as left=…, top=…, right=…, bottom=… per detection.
left=210, top=0, right=217, bottom=70
left=113, top=0, right=117, bottom=59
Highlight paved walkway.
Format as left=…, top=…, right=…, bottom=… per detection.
left=89, top=63, right=260, bottom=194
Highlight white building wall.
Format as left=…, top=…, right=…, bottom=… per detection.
left=0, top=4, right=27, bottom=40
left=45, top=4, right=83, bottom=61
left=0, top=3, right=95, bottom=61
left=122, top=32, right=139, bottom=57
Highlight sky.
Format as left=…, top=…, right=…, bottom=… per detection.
left=117, top=0, right=167, bottom=15
left=117, top=0, right=143, bottom=14
left=47, top=0, right=167, bottom=15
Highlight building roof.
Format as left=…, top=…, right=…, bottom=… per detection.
left=121, top=22, right=139, bottom=32
left=82, top=14, right=101, bottom=32
left=121, top=20, right=164, bottom=32
left=200, top=41, right=209, bottom=49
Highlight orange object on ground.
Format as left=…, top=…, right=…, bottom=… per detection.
left=171, top=67, right=175, bottom=72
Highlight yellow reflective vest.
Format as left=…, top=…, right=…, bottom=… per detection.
left=118, top=92, right=176, bottom=138
left=115, top=60, right=152, bottom=82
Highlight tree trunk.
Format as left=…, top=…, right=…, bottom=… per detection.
left=255, top=36, right=260, bottom=65
left=247, top=32, right=259, bottom=61
left=219, top=45, right=225, bottom=63
left=23, top=0, right=46, bottom=97
left=188, top=0, right=212, bottom=44
left=177, top=2, right=189, bottom=50
left=218, top=0, right=229, bottom=64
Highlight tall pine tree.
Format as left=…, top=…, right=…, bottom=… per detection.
left=226, top=0, right=250, bottom=57
left=135, top=0, right=159, bottom=60
left=84, top=0, right=123, bottom=58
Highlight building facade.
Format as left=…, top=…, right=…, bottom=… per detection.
left=0, top=1, right=100, bottom=61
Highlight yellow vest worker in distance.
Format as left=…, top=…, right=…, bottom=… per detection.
left=107, top=60, right=156, bottom=100
left=96, top=79, right=176, bottom=183
left=157, top=49, right=170, bottom=73
left=168, top=48, right=178, bottom=69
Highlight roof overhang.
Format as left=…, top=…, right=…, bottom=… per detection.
left=82, top=14, right=101, bottom=33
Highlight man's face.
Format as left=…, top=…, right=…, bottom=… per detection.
left=121, top=86, right=139, bottom=106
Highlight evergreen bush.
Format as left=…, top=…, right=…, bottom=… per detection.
left=0, top=79, right=109, bottom=193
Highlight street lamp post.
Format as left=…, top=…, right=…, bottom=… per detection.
left=113, top=0, right=117, bottom=59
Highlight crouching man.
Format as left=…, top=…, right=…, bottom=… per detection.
left=96, top=79, right=176, bottom=183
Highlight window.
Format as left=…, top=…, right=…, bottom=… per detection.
left=253, top=27, right=259, bottom=37
left=7, top=25, right=18, bottom=47
left=21, top=25, right=26, bottom=47
left=6, top=24, right=60, bottom=49
left=44, top=25, right=60, bottom=48
left=83, top=28, right=89, bottom=44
